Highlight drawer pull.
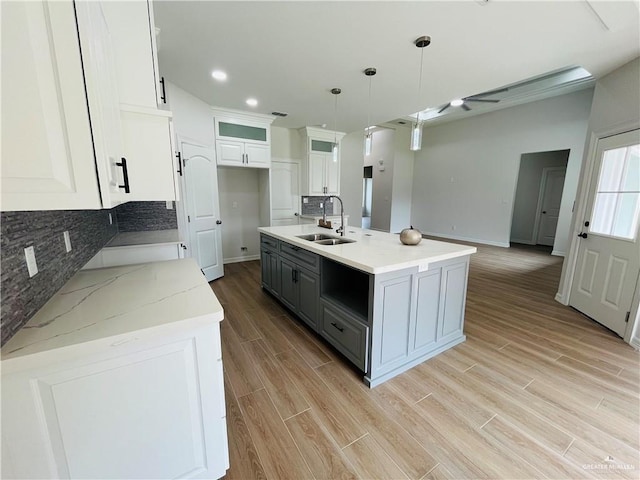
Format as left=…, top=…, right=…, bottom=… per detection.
left=330, top=322, right=344, bottom=333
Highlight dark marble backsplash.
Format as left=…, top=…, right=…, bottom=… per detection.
left=1, top=209, right=118, bottom=346
left=115, top=201, right=178, bottom=232
left=301, top=196, right=338, bottom=215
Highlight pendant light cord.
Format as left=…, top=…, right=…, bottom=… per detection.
left=417, top=44, right=425, bottom=122
left=334, top=92, right=338, bottom=145
left=367, top=74, right=372, bottom=131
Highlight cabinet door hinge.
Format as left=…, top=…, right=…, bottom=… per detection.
left=625, top=311, right=630, bottom=323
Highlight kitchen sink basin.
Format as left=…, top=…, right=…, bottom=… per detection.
left=314, top=238, right=356, bottom=245
left=296, top=233, right=339, bottom=241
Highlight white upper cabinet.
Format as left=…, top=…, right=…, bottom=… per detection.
left=100, top=0, right=165, bottom=110
left=300, top=127, right=345, bottom=196
left=0, top=0, right=177, bottom=211
left=213, top=110, right=274, bottom=169
left=1, top=1, right=103, bottom=211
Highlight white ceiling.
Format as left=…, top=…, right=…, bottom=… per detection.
left=154, top=1, right=640, bottom=133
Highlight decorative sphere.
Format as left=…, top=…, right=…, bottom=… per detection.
left=400, top=226, right=422, bottom=245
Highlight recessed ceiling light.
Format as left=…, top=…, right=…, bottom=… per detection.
left=211, top=70, right=227, bottom=81
left=246, top=98, right=258, bottom=107
left=450, top=98, right=464, bottom=107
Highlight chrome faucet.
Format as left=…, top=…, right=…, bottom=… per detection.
left=322, top=195, right=345, bottom=236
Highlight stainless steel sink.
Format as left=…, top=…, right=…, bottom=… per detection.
left=296, top=233, right=339, bottom=241
left=314, top=238, right=356, bottom=245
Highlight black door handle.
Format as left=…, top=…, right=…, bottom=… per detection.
left=330, top=322, right=344, bottom=333
left=176, top=152, right=183, bottom=176
left=216, top=220, right=222, bottom=225
left=160, top=76, right=166, bottom=104
left=542, top=211, right=547, bottom=214
left=578, top=232, right=588, bottom=239
left=116, top=157, right=130, bottom=193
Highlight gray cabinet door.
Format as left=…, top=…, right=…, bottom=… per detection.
left=260, top=249, right=272, bottom=291
left=297, top=268, right=319, bottom=330
left=412, top=269, right=441, bottom=353
left=320, top=300, right=368, bottom=371
left=439, top=261, right=468, bottom=342
left=268, top=251, right=280, bottom=297
left=279, top=257, right=297, bottom=312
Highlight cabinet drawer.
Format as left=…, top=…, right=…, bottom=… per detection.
left=260, top=234, right=279, bottom=252
left=279, top=241, right=319, bottom=273
left=320, top=300, right=369, bottom=371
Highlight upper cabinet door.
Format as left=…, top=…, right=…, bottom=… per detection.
left=100, top=0, right=162, bottom=110
left=245, top=144, right=270, bottom=168
left=1, top=1, right=102, bottom=211
left=75, top=1, right=130, bottom=208
left=216, top=141, right=245, bottom=166
left=325, top=155, right=340, bottom=195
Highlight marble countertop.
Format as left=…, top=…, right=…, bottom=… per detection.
left=259, top=224, right=476, bottom=275
left=2, top=259, right=223, bottom=363
left=105, top=229, right=181, bottom=248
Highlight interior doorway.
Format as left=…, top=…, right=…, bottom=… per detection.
left=511, top=150, right=570, bottom=251
left=362, top=166, right=372, bottom=229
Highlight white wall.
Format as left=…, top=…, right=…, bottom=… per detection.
left=340, top=130, right=365, bottom=228
left=166, top=82, right=214, bottom=147
left=369, top=129, right=395, bottom=231
left=553, top=58, right=640, bottom=347
left=411, top=88, right=593, bottom=248
left=389, top=127, right=414, bottom=233
left=511, top=150, right=569, bottom=245
left=271, top=126, right=304, bottom=160
left=217, top=167, right=261, bottom=262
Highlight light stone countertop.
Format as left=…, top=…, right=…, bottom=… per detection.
left=259, top=224, right=476, bottom=275
left=1, top=259, right=223, bottom=364
left=105, top=229, right=181, bottom=248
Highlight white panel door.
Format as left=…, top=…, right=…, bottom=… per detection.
left=183, top=142, right=224, bottom=282
left=325, top=154, right=341, bottom=195
left=308, top=153, right=326, bottom=195
left=271, top=160, right=300, bottom=226
left=1, top=1, right=102, bottom=211
left=570, top=130, right=640, bottom=336
left=536, top=167, right=566, bottom=246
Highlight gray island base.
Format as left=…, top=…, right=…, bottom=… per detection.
left=258, top=225, right=476, bottom=387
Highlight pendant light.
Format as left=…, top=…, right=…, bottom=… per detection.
left=410, top=36, right=431, bottom=151
left=331, top=88, right=341, bottom=162
left=364, top=67, right=376, bottom=156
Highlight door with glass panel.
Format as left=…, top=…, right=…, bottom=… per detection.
left=570, top=130, right=640, bottom=336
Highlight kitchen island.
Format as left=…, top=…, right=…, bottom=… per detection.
left=2, top=259, right=228, bottom=479
left=258, top=224, right=477, bottom=387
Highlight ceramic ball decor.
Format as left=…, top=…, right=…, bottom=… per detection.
left=400, top=226, right=422, bottom=245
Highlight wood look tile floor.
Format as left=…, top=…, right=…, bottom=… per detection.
left=212, top=243, right=640, bottom=480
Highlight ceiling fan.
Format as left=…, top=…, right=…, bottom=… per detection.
left=437, top=87, right=509, bottom=114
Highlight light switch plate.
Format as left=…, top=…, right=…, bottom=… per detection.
left=24, top=246, right=38, bottom=277
left=64, top=231, right=72, bottom=252
left=166, top=201, right=173, bottom=209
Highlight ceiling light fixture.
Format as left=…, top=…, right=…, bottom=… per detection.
left=450, top=98, right=464, bottom=107
left=246, top=98, right=258, bottom=107
left=410, top=35, right=431, bottom=152
left=364, top=67, right=377, bottom=157
left=211, top=70, right=227, bottom=81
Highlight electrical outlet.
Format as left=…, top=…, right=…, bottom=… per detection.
left=451, top=225, right=456, bottom=231
left=63, top=231, right=72, bottom=252
left=303, top=197, right=309, bottom=204
left=319, top=202, right=323, bottom=209
left=166, top=201, right=173, bottom=209
left=24, top=246, right=38, bottom=277
left=232, top=201, right=238, bottom=209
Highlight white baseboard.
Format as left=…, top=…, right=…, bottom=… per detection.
left=422, top=231, right=510, bottom=248
left=224, top=255, right=260, bottom=264
left=551, top=250, right=565, bottom=257
left=510, top=238, right=535, bottom=245
left=555, top=291, right=569, bottom=306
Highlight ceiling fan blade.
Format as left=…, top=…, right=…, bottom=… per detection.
left=461, top=104, right=471, bottom=111
left=466, top=87, right=509, bottom=99
left=437, top=104, right=451, bottom=114
left=465, top=98, right=500, bottom=103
